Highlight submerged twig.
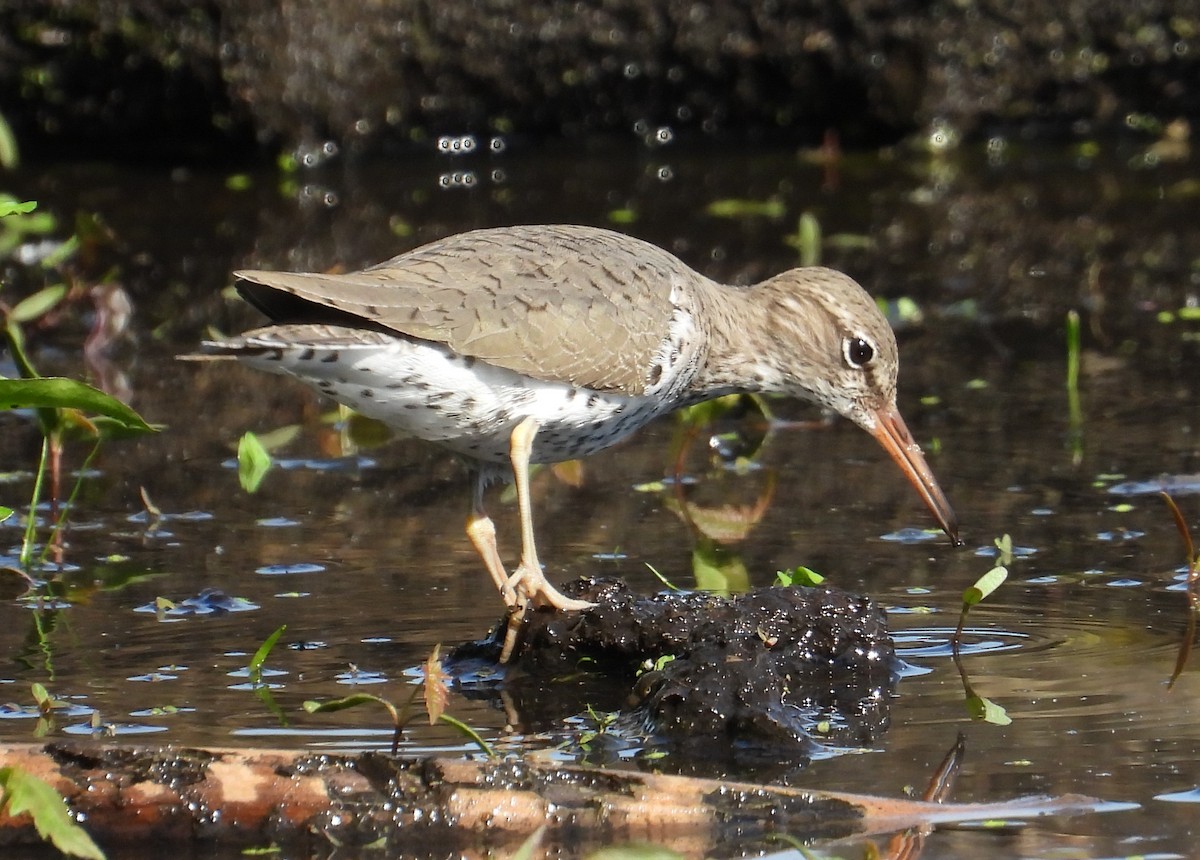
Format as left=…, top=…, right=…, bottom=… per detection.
left=879, top=733, right=967, bottom=860
left=1160, top=492, right=1200, bottom=690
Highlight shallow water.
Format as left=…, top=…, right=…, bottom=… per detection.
left=1, top=138, right=1199, bottom=857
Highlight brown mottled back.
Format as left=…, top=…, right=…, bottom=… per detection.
left=236, top=225, right=697, bottom=395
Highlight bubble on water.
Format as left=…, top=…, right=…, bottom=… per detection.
left=437, top=134, right=477, bottom=155
left=294, top=140, right=339, bottom=168
left=926, top=122, right=960, bottom=152
left=438, top=171, right=479, bottom=188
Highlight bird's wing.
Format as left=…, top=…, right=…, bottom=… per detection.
left=235, top=225, right=686, bottom=395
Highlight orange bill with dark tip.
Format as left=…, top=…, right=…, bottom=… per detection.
left=870, top=406, right=961, bottom=545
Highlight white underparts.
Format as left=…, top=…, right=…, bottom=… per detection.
left=238, top=334, right=671, bottom=465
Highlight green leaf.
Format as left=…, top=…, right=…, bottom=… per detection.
left=776, top=565, right=825, bottom=587
left=39, top=235, right=79, bottom=270
left=675, top=393, right=742, bottom=426
left=994, top=534, right=1014, bottom=567
left=250, top=424, right=301, bottom=452
left=0, top=200, right=36, bottom=218
left=87, top=415, right=163, bottom=441
left=437, top=713, right=496, bottom=757
left=0, top=766, right=107, bottom=859
left=824, top=232, right=876, bottom=251
left=8, top=285, right=68, bottom=324
left=0, top=113, right=19, bottom=170
left=0, top=505, right=12, bottom=523
left=30, top=683, right=51, bottom=709
left=248, top=624, right=286, bottom=682
left=303, top=693, right=382, bottom=713
left=785, top=211, right=821, bottom=267
left=304, top=693, right=400, bottom=727
left=0, top=378, right=155, bottom=433
left=691, top=541, right=749, bottom=595
left=965, top=693, right=1013, bottom=726
left=705, top=198, right=786, bottom=219
left=963, top=565, right=1007, bottom=607
left=237, top=431, right=272, bottom=493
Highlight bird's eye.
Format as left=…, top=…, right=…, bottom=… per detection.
left=844, top=336, right=875, bottom=368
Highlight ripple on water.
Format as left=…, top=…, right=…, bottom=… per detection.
left=222, top=455, right=376, bottom=472
left=62, top=722, right=170, bottom=736
left=889, top=593, right=1194, bottom=738
left=1156, top=787, right=1200, bottom=803
left=895, top=626, right=1031, bottom=660
left=1107, top=474, right=1200, bottom=496
left=256, top=562, right=327, bottom=575
left=133, top=588, right=259, bottom=616
left=974, top=543, right=1038, bottom=558
left=879, top=527, right=942, bottom=543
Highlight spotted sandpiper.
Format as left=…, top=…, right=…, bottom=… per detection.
left=200, top=225, right=959, bottom=660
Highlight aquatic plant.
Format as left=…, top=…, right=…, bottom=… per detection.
left=0, top=200, right=155, bottom=579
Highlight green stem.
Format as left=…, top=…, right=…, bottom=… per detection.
left=20, top=437, right=50, bottom=570
left=39, top=438, right=103, bottom=567
left=1065, top=310, right=1083, bottom=464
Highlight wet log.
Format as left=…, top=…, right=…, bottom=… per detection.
left=0, top=742, right=1105, bottom=855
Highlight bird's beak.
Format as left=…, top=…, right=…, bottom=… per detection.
left=869, top=405, right=961, bottom=545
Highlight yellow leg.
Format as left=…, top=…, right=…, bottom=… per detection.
left=495, top=417, right=594, bottom=662
left=464, top=471, right=526, bottom=663
left=462, top=419, right=595, bottom=663
left=505, top=416, right=595, bottom=613
left=465, top=474, right=515, bottom=598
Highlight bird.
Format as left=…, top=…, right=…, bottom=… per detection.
left=197, top=224, right=959, bottom=661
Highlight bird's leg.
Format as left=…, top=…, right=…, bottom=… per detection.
left=465, top=471, right=517, bottom=599
left=465, top=470, right=527, bottom=664
left=506, top=416, right=595, bottom=615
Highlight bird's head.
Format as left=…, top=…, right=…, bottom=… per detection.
left=739, top=267, right=960, bottom=544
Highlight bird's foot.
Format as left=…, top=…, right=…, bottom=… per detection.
left=497, top=563, right=596, bottom=663
left=502, top=562, right=595, bottom=612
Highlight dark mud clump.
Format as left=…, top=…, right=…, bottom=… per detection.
left=456, top=577, right=896, bottom=761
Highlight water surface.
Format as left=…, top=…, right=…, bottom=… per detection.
left=1, top=139, right=1198, bottom=857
